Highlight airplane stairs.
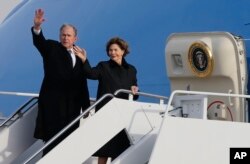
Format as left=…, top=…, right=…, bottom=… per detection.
left=12, top=90, right=167, bottom=164
left=0, top=96, right=43, bottom=164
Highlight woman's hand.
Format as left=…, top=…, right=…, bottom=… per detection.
left=131, top=86, right=139, bottom=95
left=73, top=46, right=87, bottom=63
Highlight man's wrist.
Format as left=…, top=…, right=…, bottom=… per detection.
left=33, top=24, right=41, bottom=30
left=33, top=26, right=41, bottom=35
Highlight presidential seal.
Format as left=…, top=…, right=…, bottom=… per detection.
left=188, top=41, right=214, bottom=77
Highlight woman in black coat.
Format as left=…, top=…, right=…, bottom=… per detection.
left=74, top=37, right=139, bottom=164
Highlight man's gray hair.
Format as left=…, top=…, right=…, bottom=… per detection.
left=60, top=24, right=77, bottom=36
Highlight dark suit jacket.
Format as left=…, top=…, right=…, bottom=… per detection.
left=31, top=27, right=90, bottom=141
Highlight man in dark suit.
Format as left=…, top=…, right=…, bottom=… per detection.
left=31, top=9, right=90, bottom=155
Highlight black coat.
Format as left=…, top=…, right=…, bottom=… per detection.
left=82, top=58, right=138, bottom=158
left=32, top=28, right=90, bottom=141
left=83, top=59, right=138, bottom=109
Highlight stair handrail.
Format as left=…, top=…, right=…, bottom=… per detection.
left=0, top=91, right=39, bottom=97
left=114, top=89, right=168, bottom=104
left=23, top=93, right=114, bottom=164
left=0, top=91, right=39, bottom=127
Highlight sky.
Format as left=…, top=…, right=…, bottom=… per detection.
left=0, top=0, right=250, bottom=116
